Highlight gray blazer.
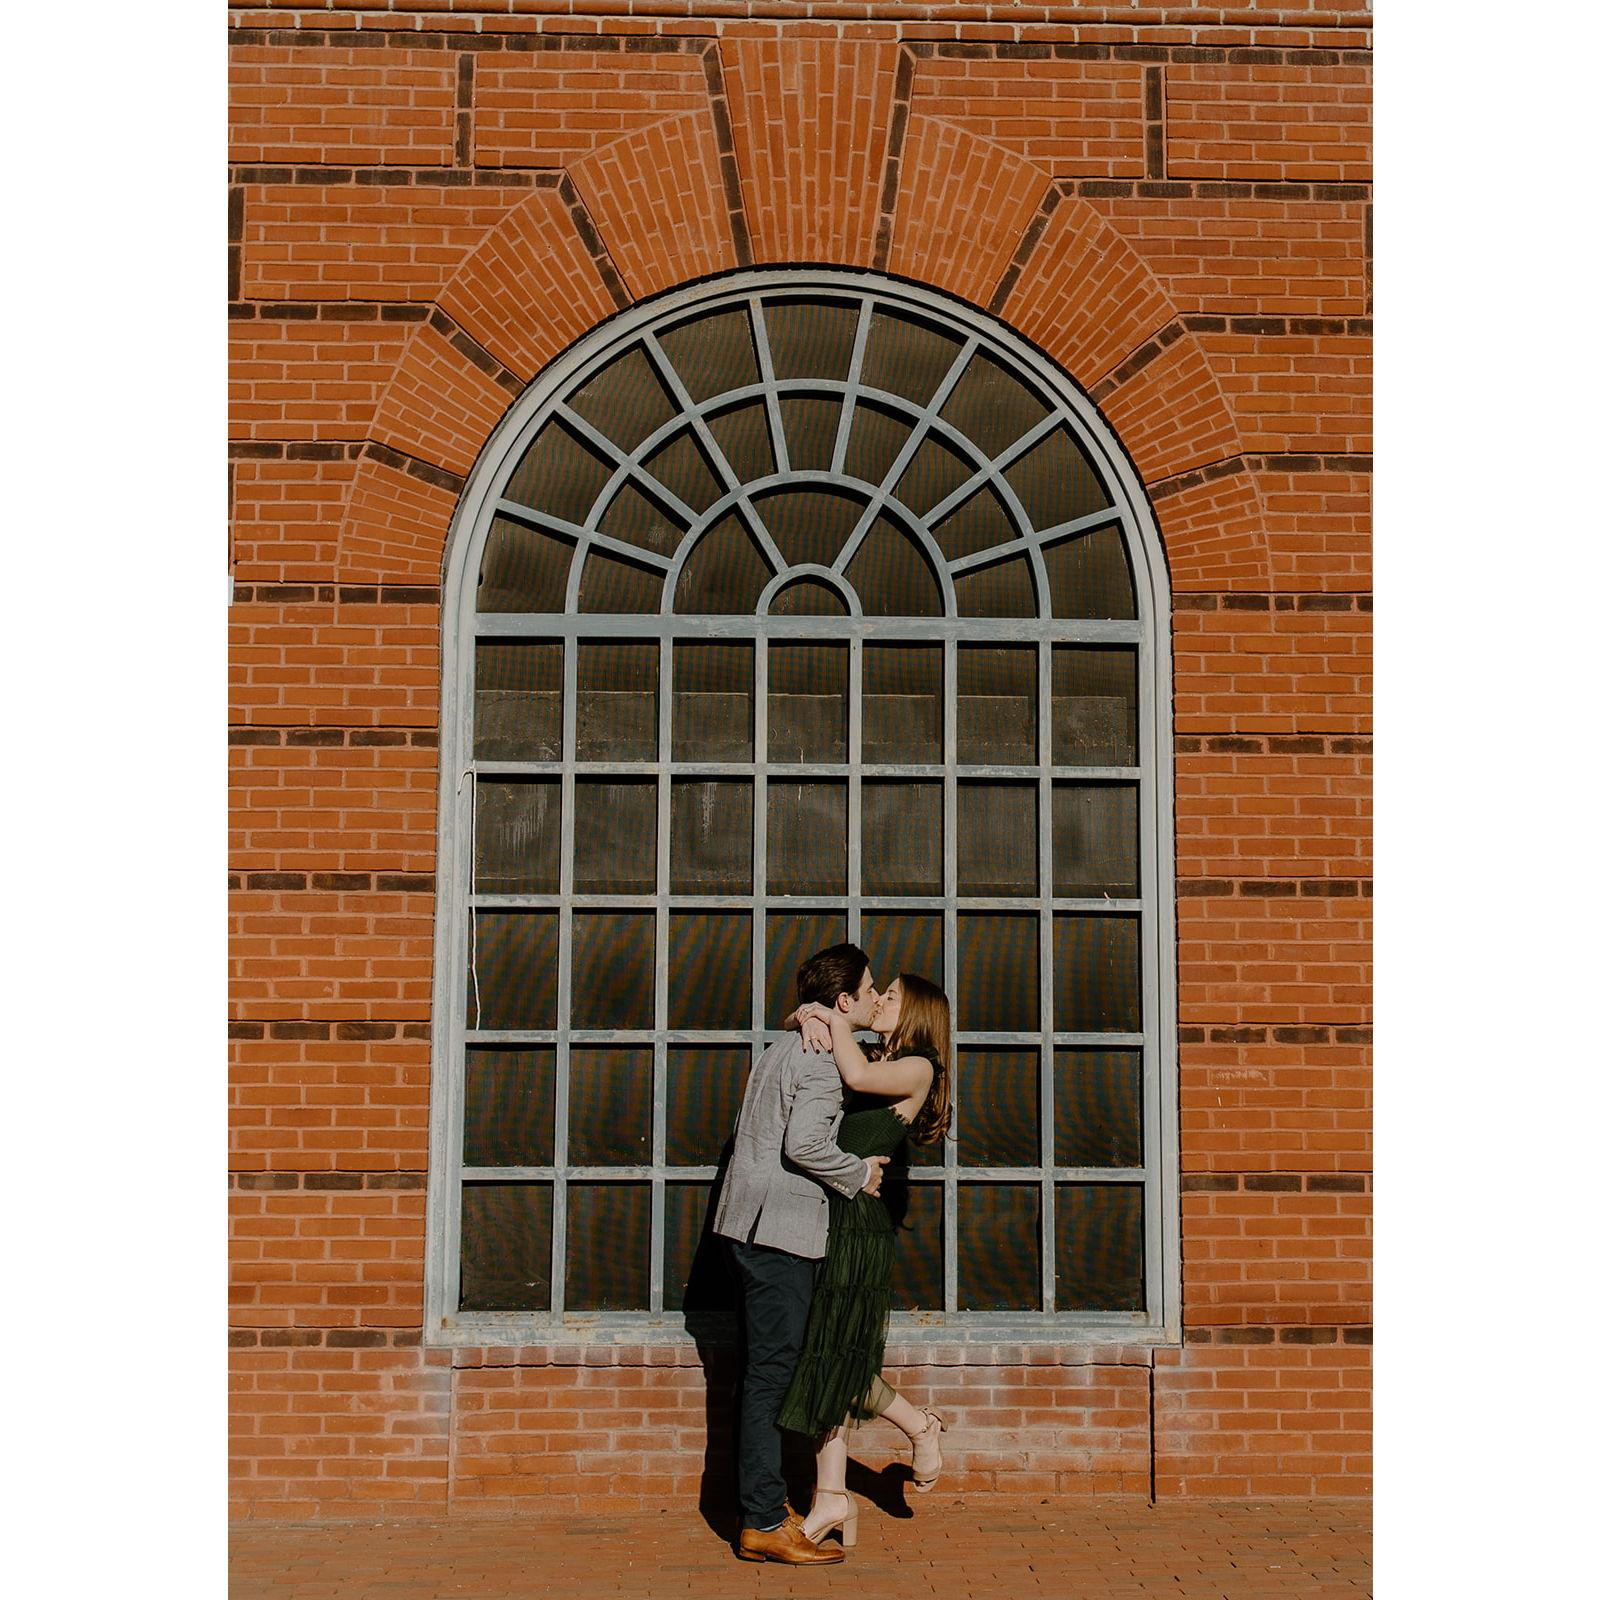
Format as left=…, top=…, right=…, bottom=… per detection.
left=711, top=1033, right=870, bottom=1260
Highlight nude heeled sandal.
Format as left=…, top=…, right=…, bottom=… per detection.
left=804, top=1489, right=858, bottom=1548
left=909, top=1408, right=948, bottom=1493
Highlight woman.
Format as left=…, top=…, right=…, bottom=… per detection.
left=774, top=973, right=954, bottom=1549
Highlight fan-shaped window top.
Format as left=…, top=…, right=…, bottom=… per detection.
left=477, top=285, right=1134, bottom=623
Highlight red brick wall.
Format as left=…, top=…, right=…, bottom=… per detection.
left=229, top=0, right=1372, bottom=1519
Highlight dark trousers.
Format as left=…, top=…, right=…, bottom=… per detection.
left=727, top=1237, right=815, bottom=1530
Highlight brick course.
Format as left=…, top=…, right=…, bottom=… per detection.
left=228, top=0, right=1373, bottom=1521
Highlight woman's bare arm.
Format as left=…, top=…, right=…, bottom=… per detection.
left=825, top=1010, right=934, bottom=1096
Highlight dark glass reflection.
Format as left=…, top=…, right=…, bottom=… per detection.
left=566, top=1184, right=650, bottom=1310
left=769, top=643, right=847, bottom=764
left=957, top=1185, right=1039, bottom=1310
left=459, top=1182, right=551, bottom=1311
left=863, top=644, right=942, bottom=765
left=469, top=911, right=558, bottom=1031
left=569, top=1048, right=652, bottom=1166
left=672, top=781, right=753, bottom=893
left=463, top=1047, right=555, bottom=1168
left=573, top=780, right=656, bottom=894
left=1055, top=1050, right=1142, bottom=1169
left=956, top=914, right=1039, bottom=1034
left=667, top=1046, right=750, bottom=1166
left=670, top=913, right=753, bottom=1029
left=956, top=1049, right=1039, bottom=1167
left=1052, top=647, right=1138, bottom=768
left=571, top=912, right=655, bottom=1029
left=1055, top=1183, right=1144, bottom=1311
left=1053, top=915, right=1140, bottom=1032
left=769, top=782, right=846, bottom=896
left=957, top=782, right=1038, bottom=896
left=673, top=643, right=752, bottom=762
left=474, top=641, right=561, bottom=762
left=474, top=779, right=560, bottom=894
left=576, top=641, right=656, bottom=762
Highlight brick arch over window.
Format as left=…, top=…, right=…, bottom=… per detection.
left=333, top=51, right=1271, bottom=590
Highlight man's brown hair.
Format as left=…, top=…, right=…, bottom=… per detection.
left=796, top=943, right=870, bottom=1008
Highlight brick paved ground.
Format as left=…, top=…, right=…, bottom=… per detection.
left=230, top=1498, right=1372, bottom=1599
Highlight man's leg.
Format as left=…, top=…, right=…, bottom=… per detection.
left=728, top=1238, right=814, bottom=1531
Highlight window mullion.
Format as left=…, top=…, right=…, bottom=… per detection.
left=942, top=635, right=959, bottom=1315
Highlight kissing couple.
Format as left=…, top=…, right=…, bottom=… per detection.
left=712, top=941, right=953, bottom=1564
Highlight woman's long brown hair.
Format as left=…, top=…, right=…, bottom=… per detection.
left=879, top=971, right=952, bottom=1148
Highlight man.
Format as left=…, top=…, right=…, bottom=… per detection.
left=712, top=943, right=887, bottom=1564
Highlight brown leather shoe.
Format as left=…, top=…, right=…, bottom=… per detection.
left=736, top=1512, right=846, bottom=1564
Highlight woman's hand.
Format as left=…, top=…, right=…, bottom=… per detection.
left=795, top=1001, right=833, bottom=1053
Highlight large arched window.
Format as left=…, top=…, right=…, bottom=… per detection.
left=424, top=271, right=1178, bottom=1342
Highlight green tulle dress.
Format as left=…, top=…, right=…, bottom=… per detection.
left=775, top=1092, right=917, bottom=1438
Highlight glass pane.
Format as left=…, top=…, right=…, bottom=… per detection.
left=665, top=1181, right=739, bottom=1316
left=885, top=1180, right=943, bottom=1310
left=940, top=351, right=1050, bottom=462
left=576, top=548, right=666, bottom=614
left=845, top=515, right=943, bottom=617
left=953, top=555, right=1038, bottom=618
left=930, top=483, right=1017, bottom=563
left=1053, top=915, right=1141, bottom=1032
left=474, top=641, right=561, bottom=762
left=671, top=781, right=753, bottom=893
left=958, top=646, right=1036, bottom=765
left=640, top=431, right=723, bottom=517
left=474, top=779, right=559, bottom=894
left=1052, top=647, right=1138, bottom=768
left=577, top=641, right=656, bottom=762
left=898, top=432, right=975, bottom=519
left=769, top=643, right=847, bottom=764
left=469, top=911, right=558, bottom=1030
left=459, top=1182, right=551, bottom=1311
left=756, top=487, right=862, bottom=569
left=957, top=1049, right=1039, bottom=1167
left=1053, top=785, right=1138, bottom=897
left=503, top=418, right=610, bottom=524
left=569, top=1047, right=653, bottom=1166
left=659, top=307, right=759, bottom=402
left=956, top=913, right=1039, bottom=1034
left=706, top=400, right=776, bottom=486
left=568, top=346, right=676, bottom=455
left=1004, top=426, right=1109, bottom=532
left=595, top=480, right=684, bottom=558
left=476, top=514, right=575, bottom=613
left=1056, top=1183, right=1144, bottom=1311
left=573, top=779, right=656, bottom=895
left=1043, top=525, right=1136, bottom=620
left=859, top=912, right=943, bottom=993
left=843, top=401, right=913, bottom=487
left=862, top=782, right=942, bottom=896
left=675, top=511, right=774, bottom=614
left=863, top=644, right=942, bottom=765
left=667, top=1045, right=750, bottom=1165
left=765, top=298, right=859, bottom=381
left=765, top=912, right=848, bottom=1026
left=571, top=912, right=655, bottom=1029
left=768, top=781, right=846, bottom=896
left=958, top=783, right=1038, bottom=897
left=769, top=579, right=849, bottom=617
left=463, top=1047, right=555, bottom=1167
left=778, top=395, right=844, bottom=471
left=957, top=1185, right=1039, bottom=1310
left=1055, top=1050, right=1143, bottom=1168
left=861, top=308, right=960, bottom=406
left=673, top=643, right=753, bottom=762
left=566, top=1184, right=650, bottom=1310
left=669, top=913, right=752, bottom=1029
